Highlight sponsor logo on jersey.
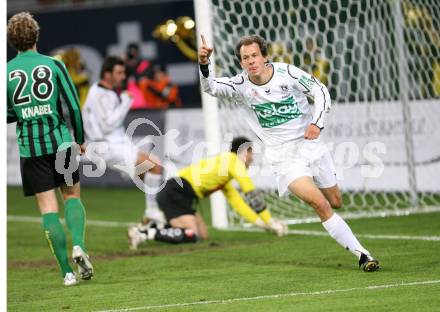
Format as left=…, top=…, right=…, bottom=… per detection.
left=280, top=84, right=289, bottom=92
left=21, top=104, right=53, bottom=119
left=251, top=96, right=302, bottom=128
left=277, top=68, right=286, bottom=74
left=264, top=89, right=271, bottom=94
left=298, top=75, right=315, bottom=91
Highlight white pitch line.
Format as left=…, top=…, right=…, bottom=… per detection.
left=227, top=227, right=440, bottom=242
left=288, top=229, right=440, bottom=242
left=7, top=215, right=440, bottom=241
left=7, top=215, right=134, bottom=228
left=95, top=279, right=440, bottom=312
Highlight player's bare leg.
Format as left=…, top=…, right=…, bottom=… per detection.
left=195, top=213, right=209, bottom=240
left=36, top=189, right=59, bottom=214
left=169, top=214, right=199, bottom=235
left=36, top=189, right=77, bottom=285
left=288, top=176, right=379, bottom=271
left=137, top=151, right=166, bottom=224
left=289, top=176, right=333, bottom=221
left=319, top=185, right=342, bottom=209
left=60, top=181, right=81, bottom=200
left=137, top=151, right=162, bottom=176
left=60, top=182, right=93, bottom=280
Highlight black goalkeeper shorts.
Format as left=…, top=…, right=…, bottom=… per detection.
left=20, top=147, right=80, bottom=196
left=157, top=177, right=198, bottom=221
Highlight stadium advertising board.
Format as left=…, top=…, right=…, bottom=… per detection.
left=7, top=101, right=439, bottom=191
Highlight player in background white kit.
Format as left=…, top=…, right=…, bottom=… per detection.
left=198, top=35, right=379, bottom=272
left=82, top=56, right=165, bottom=224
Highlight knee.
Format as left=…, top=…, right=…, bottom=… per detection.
left=61, top=187, right=80, bottom=202
left=309, top=197, right=333, bottom=220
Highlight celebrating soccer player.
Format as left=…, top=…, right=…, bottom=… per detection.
left=128, top=137, right=288, bottom=249
left=197, top=34, right=379, bottom=272
left=7, top=12, right=93, bottom=286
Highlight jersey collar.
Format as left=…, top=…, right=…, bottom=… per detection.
left=247, top=63, right=274, bottom=86
left=17, top=50, right=39, bottom=57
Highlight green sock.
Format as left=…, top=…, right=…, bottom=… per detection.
left=42, top=213, right=73, bottom=276
left=64, top=198, right=86, bottom=251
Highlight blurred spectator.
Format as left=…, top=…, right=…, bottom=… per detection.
left=124, top=42, right=150, bottom=109
left=62, top=48, right=90, bottom=108
left=403, top=1, right=440, bottom=99
left=124, top=42, right=183, bottom=109
left=434, top=61, right=440, bottom=97
left=303, top=38, right=314, bottom=73
left=267, top=42, right=292, bottom=64
left=312, top=49, right=330, bottom=87
left=303, top=38, right=330, bottom=86
left=125, top=42, right=153, bottom=84
left=139, top=64, right=182, bottom=109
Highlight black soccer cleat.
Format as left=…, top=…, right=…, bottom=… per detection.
left=359, top=253, right=380, bottom=272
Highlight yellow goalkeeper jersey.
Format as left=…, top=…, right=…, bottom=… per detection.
left=178, top=152, right=255, bottom=198
left=177, top=152, right=270, bottom=225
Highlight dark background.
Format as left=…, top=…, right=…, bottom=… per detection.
left=7, top=0, right=202, bottom=107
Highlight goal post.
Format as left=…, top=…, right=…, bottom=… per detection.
left=195, top=0, right=440, bottom=227
left=194, top=0, right=228, bottom=228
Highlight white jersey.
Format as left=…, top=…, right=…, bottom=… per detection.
left=200, top=62, right=331, bottom=147
left=82, top=83, right=132, bottom=143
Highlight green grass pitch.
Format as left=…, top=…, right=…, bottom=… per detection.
left=7, top=186, right=440, bottom=311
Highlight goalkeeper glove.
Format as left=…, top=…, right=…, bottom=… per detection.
left=267, top=218, right=289, bottom=237
left=245, top=190, right=266, bottom=213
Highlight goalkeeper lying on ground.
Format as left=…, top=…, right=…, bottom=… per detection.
left=128, top=137, right=287, bottom=249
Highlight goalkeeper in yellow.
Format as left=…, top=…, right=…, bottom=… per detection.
left=128, top=137, right=287, bottom=249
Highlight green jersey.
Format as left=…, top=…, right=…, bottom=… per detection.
left=7, top=50, right=84, bottom=158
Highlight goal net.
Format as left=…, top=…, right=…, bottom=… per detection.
left=196, top=0, right=440, bottom=225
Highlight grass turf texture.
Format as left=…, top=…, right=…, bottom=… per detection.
left=7, top=186, right=440, bottom=311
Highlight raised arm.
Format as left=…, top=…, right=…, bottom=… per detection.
left=287, top=64, right=331, bottom=139
left=198, top=34, right=239, bottom=99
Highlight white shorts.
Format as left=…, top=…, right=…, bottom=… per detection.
left=87, top=140, right=139, bottom=178
left=266, top=140, right=337, bottom=197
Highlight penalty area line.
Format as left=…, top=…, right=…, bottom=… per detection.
left=95, top=279, right=440, bottom=312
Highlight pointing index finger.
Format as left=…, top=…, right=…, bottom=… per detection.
left=201, top=34, right=207, bottom=46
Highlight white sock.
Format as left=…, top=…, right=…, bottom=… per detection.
left=147, top=228, right=157, bottom=240
left=139, top=231, right=148, bottom=242
left=322, top=213, right=370, bottom=259
left=144, top=173, right=166, bottom=223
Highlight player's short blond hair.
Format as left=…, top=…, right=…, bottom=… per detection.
left=7, top=12, right=40, bottom=52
